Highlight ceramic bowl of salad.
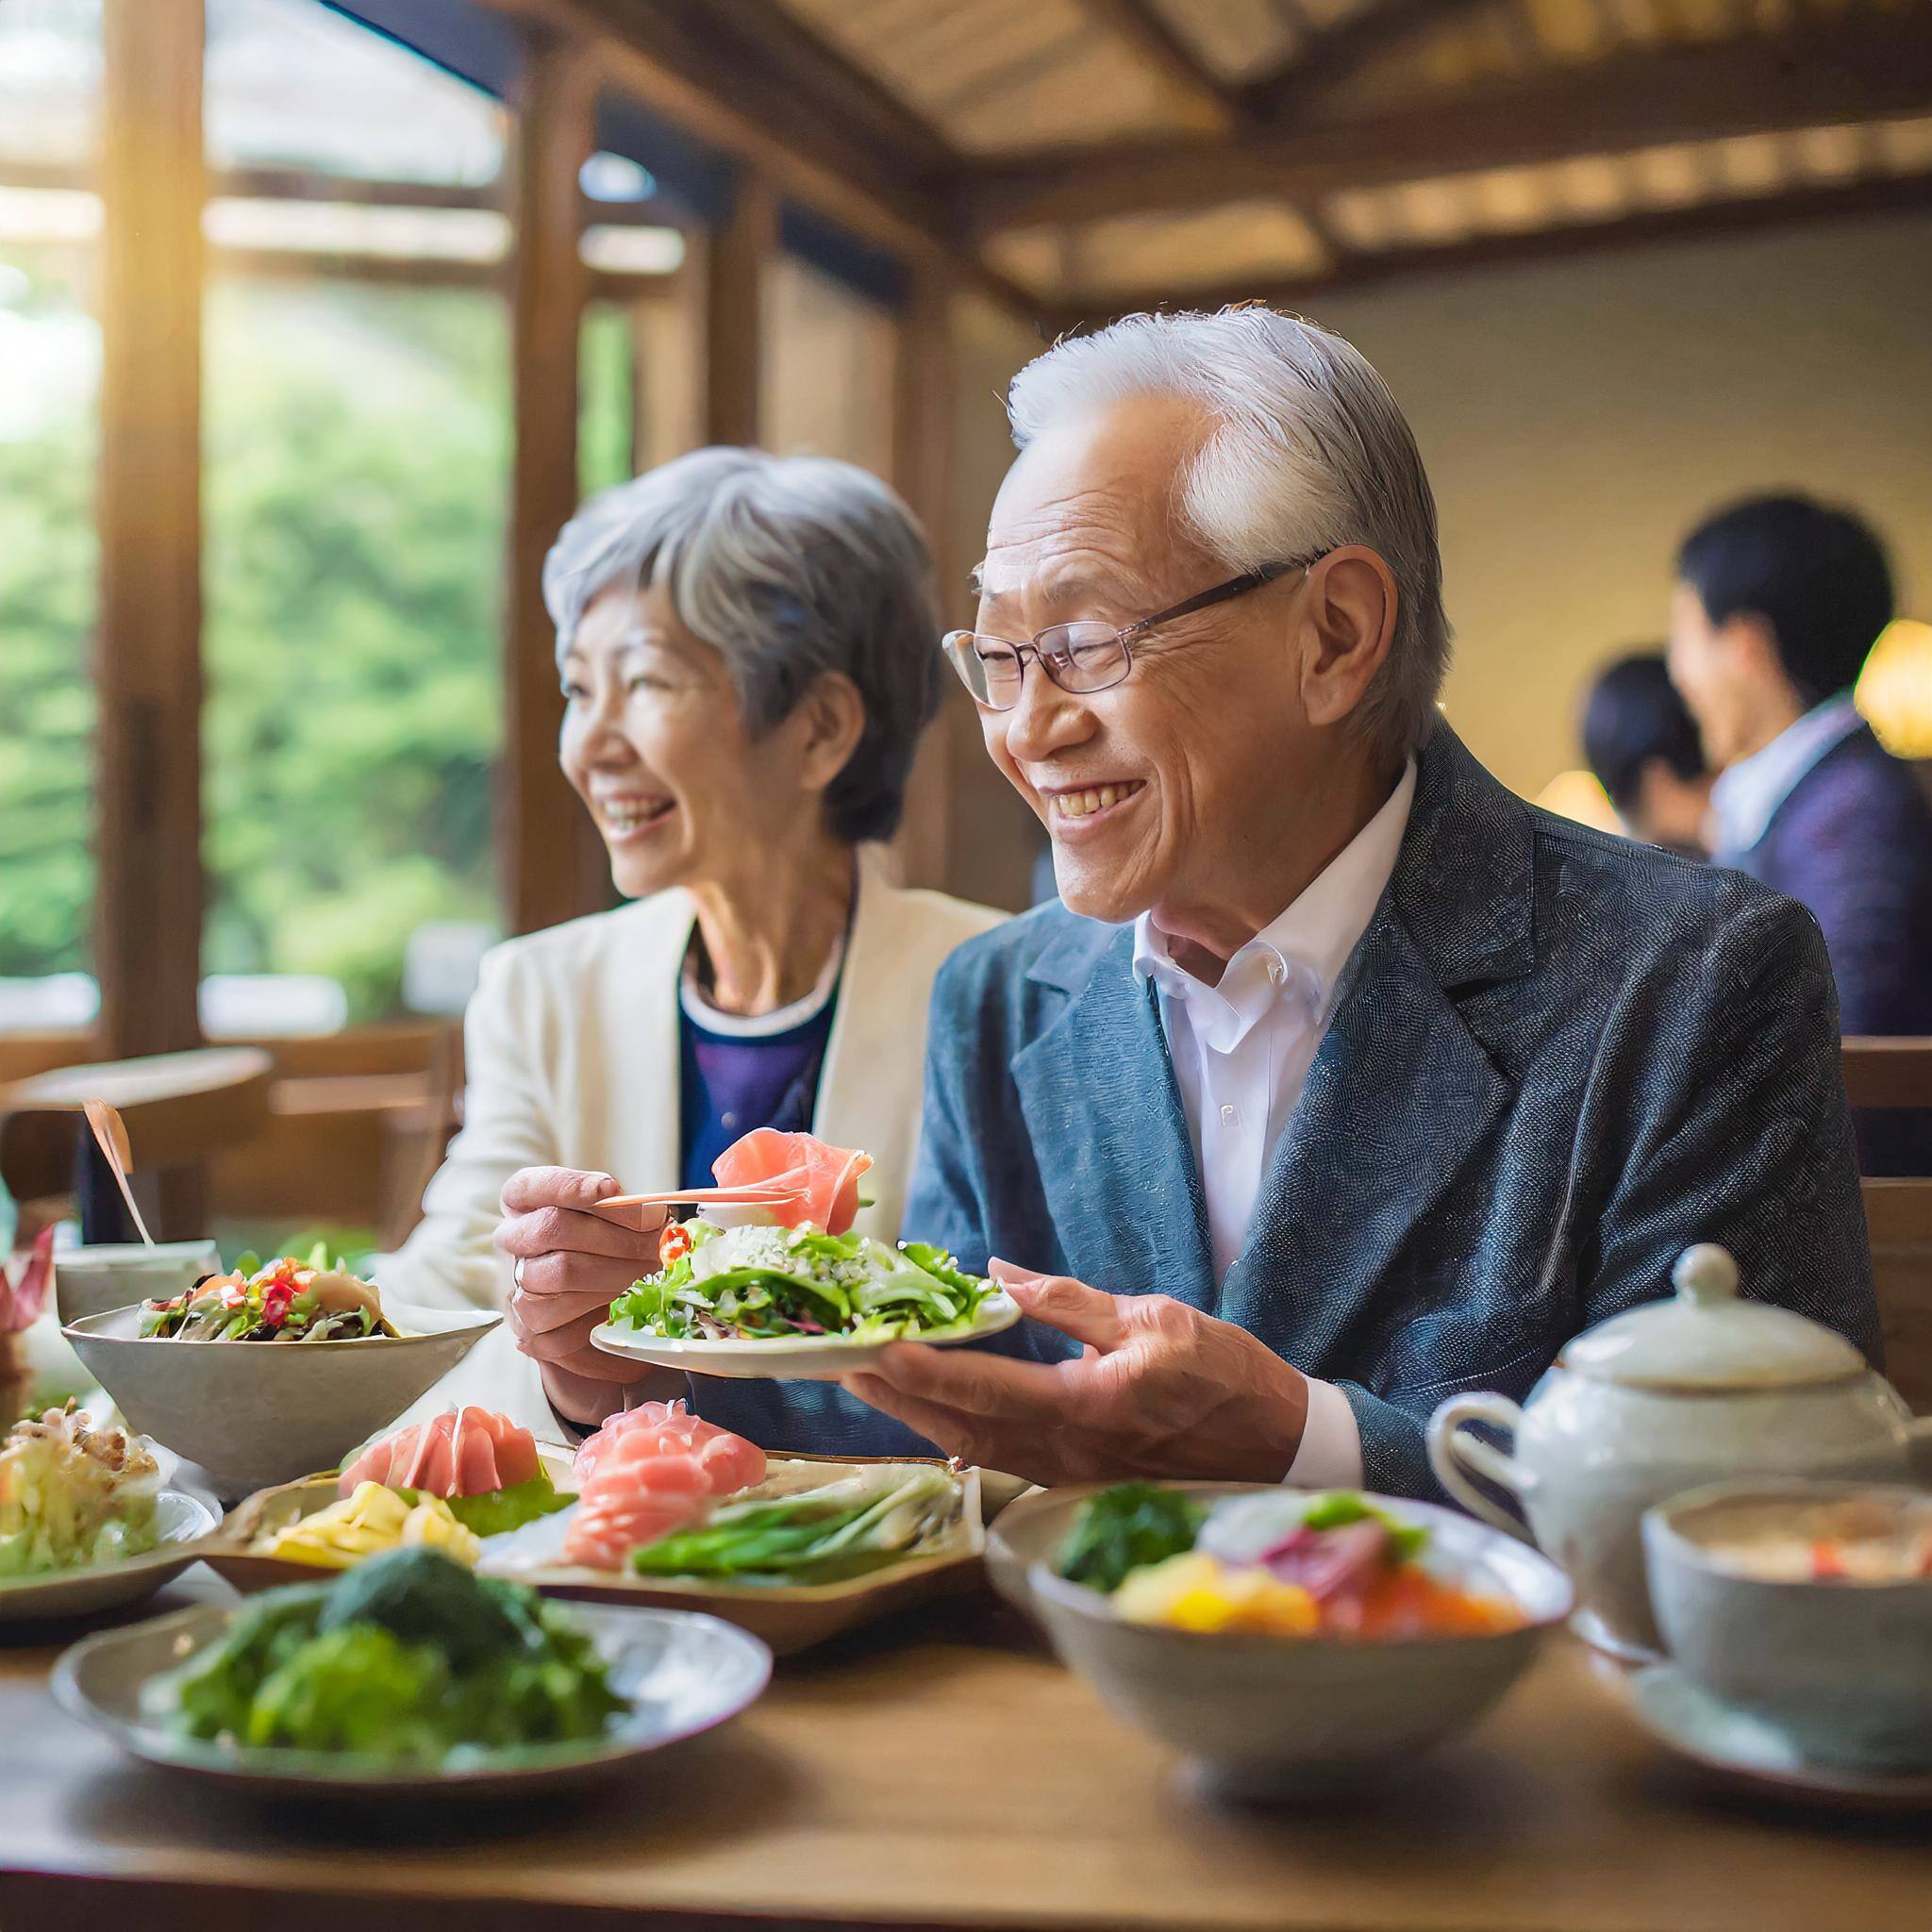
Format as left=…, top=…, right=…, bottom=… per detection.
left=1643, top=1479, right=1932, bottom=1771
left=62, top=1247, right=500, bottom=1499
left=1013, top=1483, right=1573, bottom=1799
left=0, top=1405, right=218, bottom=1624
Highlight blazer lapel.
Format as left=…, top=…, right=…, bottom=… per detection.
left=599, top=891, right=696, bottom=1196
left=1219, top=906, right=1510, bottom=1362
left=1221, top=726, right=1534, bottom=1365
left=1011, top=924, right=1217, bottom=1313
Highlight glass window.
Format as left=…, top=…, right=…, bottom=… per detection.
left=204, top=0, right=505, bottom=185
left=0, top=0, right=100, bottom=1037
left=199, top=2, right=511, bottom=1029
left=200, top=275, right=509, bottom=1024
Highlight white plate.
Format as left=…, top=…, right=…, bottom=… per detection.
left=0, top=1490, right=218, bottom=1624
left=54, top=1596, right=772, bottom=1803
left=1625, top=1662, right=1932, bottom=1810
left=589, top=1290, right=1023, bottom=1380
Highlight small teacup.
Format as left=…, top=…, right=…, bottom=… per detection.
left=53, top=1241, right=222, bottom=1326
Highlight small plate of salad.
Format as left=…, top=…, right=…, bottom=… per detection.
left=0, top=1403, right=217, bottom=1624
left=591, top=1220, right=1020, bottom=1379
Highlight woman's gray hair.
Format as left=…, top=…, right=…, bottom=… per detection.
left=543, top=447, right=941, bottom=845
left=1006, top=308, right=1450, bottom=762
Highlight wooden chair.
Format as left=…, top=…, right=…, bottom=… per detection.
left=0, top=1047, right=273, bottom=1243
left=1842, top=1037, right=1932, bottom=1413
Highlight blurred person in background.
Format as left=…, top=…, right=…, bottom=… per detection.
left=383, top=448, right=1003, bottom=1433
left=1581, top=652, right=1712, bottom=858
left=1668, top=492, right=1932, bottom=1174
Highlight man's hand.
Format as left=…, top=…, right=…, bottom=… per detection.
left=841, top=1260, right=1309, bottom=1486
left=495, top=1167, right=664, bottom=1420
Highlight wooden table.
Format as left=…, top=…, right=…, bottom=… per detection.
left=0, top=1571, right=1925, bottom=1932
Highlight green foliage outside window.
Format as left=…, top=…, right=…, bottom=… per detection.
left=0, top=263, right=514, bottom=1022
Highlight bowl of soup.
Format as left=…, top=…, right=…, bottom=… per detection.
left=1643, top=1480, right=1932, bottom=1770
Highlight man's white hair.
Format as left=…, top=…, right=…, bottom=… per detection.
left=1006, top=308, right=1450, bottom=761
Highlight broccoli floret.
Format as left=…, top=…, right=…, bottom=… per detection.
left=315, top=1548, right=524, bottom=1670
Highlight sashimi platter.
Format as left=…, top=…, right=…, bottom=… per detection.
left=587, top=1128, right=1021, bottom=1379
left=208, top=1401, right=985, bottom=1654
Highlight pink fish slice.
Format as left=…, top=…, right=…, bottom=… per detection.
left=584, top=1181, right=799, bottom=1235
left=82, top=1099, right=155, bottom=1246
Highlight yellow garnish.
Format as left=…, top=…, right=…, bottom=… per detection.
left=1111, top=1551, right=1320, bottom=1636
left=256, top=1481, right=480, bottom=1570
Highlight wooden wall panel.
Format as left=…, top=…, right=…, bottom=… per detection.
left=703, top=171, right=776, bottom=447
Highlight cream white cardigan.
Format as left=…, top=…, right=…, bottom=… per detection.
left=378, top=850, right=1005, bottom=1429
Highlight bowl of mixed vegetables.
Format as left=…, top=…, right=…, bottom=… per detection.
left=53, top=1546, right=772, bottom=1801
left=63, top=1247, right=500, bottom=1498
left=1003, top=1482, right=1573, bottom=1798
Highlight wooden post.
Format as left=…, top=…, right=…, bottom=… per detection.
left=502, top=35, right=608, bottom=937
left=93, top=0, right=207, bottom=1234
left=890, top=267, right=957, bottom=891
left=703, top=170, right=775, bottom=447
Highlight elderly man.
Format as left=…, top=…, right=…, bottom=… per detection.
left=839, top=308, right=1879, bottom=1496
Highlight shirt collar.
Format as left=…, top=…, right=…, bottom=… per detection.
left=1132, top=759, right=1417, bottom=1053
left=1708, top=693, right=1863, bottom=858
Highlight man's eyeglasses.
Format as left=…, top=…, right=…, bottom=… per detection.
left=942, top=556, right=1320, bottom=711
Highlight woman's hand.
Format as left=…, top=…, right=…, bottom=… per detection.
left=494, top=1167, right=664, bottom=1417
left=841, top=1258, right=1309, bottom=1486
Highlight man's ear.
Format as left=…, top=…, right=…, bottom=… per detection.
left=1301, top=546, right=1398, bottom=728
left=1721, top=612, right=1787, bottom=685
left=793, top=672, right=868, bottom=794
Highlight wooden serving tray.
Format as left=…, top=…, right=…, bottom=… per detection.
left=202, top=1452, right=986, bottom=1657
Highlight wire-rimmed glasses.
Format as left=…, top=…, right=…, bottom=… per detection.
left=941, top=556, right=1320, bottom=710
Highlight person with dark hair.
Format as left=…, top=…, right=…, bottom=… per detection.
left=1669, top=491, right=1932, bottom=1174
left=1581, top=652, right=1712, bottom=858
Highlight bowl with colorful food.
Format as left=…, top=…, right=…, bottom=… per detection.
left=1003, top=1483, right=1573, bottom=1798
left=0, top=1403, right=217, bottom=1623
left=53, top=1544, right=772, bottom=1800
left=62, top=1245, right=499, bottom=1497
left=209, top=1401, right=985, bottom=1654
left=1643, top=1479, right=1932, bottom=1770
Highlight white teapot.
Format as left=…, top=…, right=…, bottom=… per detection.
left=1426, top=1244, right=1932, bottom=1657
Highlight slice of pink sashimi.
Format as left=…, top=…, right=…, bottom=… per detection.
left=710, top=1129, right=874, bottom=1236
left=562, top=1487, right=711, bottom=1570
left=338, top=1407, right=540, bottom=1498
left=572, top=1402, right=764, bottom=1494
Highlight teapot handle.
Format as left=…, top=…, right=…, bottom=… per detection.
left=1426, top=1392, right=1533, bottom=1542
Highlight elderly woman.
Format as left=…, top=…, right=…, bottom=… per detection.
left=383, top=447, right=1001, bottom=1436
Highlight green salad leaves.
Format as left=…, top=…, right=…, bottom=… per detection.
left=155, top=1548, right=624, bottom=1762
left=609, top=1223, right=994, bottom=1343
left=1055, top=1484, right=1207, bottom=1594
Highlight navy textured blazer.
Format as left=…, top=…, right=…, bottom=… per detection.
left=900, top=725, right=1881, bottom=1497
left=1727, top=724, right=1932, bottom=1176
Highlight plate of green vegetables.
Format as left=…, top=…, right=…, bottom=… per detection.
left=52, top=1547, right=771, bottom=1800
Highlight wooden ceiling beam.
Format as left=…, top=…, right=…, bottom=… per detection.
left=1245, top=0, right=1494, bottom=117
left=1046, top=168, right=1932, bottom=324
left=1078, top=0, right=1249, bottom=127
left=965, top=17, right=1932, bottom=233
left=480, top=0, right=951, bottom=259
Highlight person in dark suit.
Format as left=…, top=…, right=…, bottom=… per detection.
left=1668, top=494, right=1932, bottom=1174
left=1580, top=652, right=1712, bottom=859
left=833, top=310, right=1879, bottom=1497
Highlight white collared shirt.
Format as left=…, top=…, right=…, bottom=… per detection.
left=1132, top=761, right=1417, bottom=1488
left=1708, top=693, right=1863, bottom=860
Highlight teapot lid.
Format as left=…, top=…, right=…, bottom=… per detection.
left=1561, top=1244, right=1867, bottom=1391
